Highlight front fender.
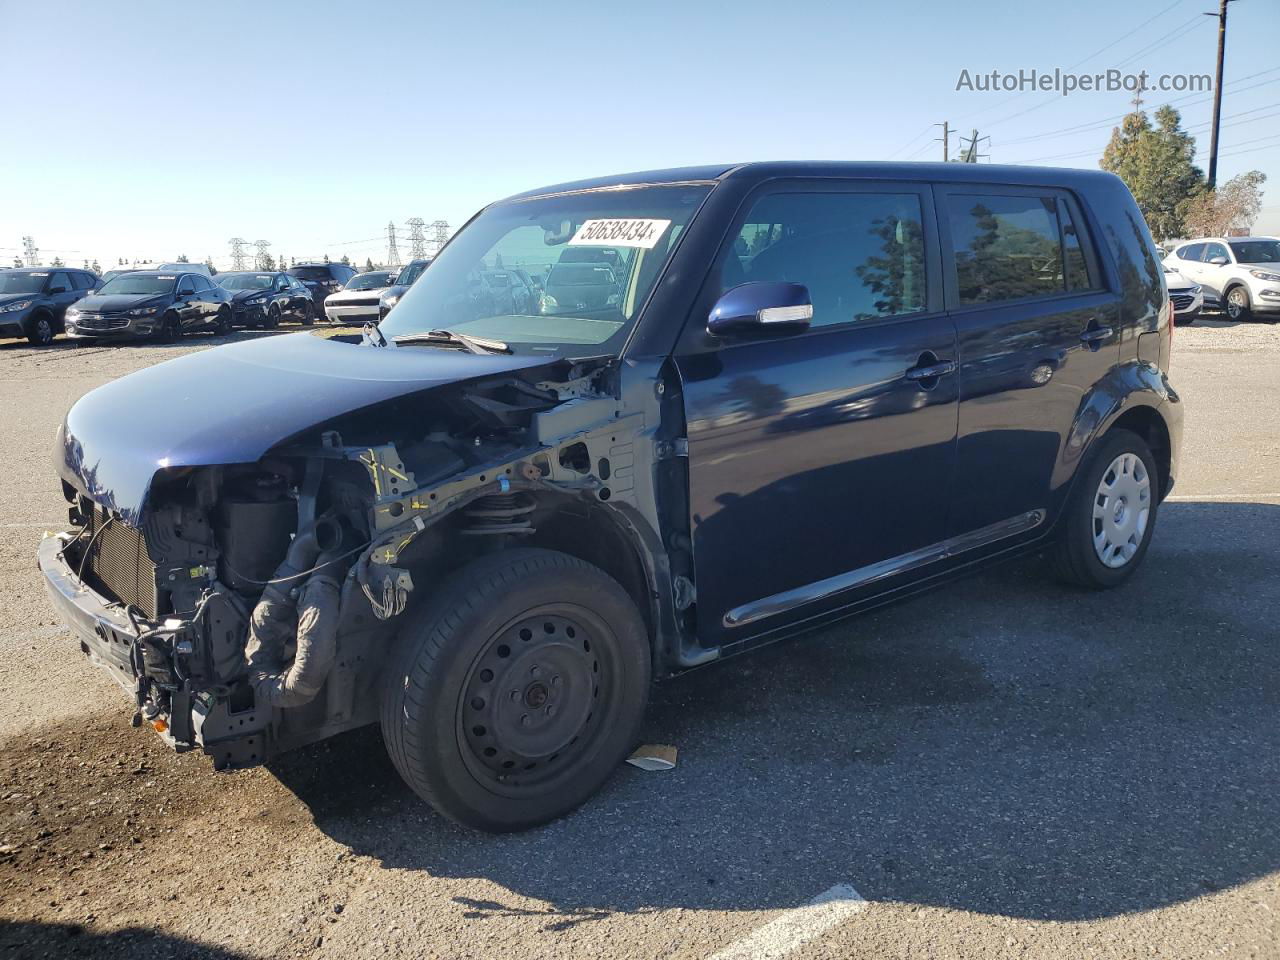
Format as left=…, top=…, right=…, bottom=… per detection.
left=1052, top=358, right=1181, bottom=521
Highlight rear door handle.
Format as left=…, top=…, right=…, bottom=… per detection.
left=905, top=359, right=957, bottom=381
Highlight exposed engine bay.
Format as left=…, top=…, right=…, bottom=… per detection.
left=53, top=355, right=694, bottom=769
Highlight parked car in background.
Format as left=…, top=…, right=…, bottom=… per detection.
left=1163, top=266, right=1202, bottom=325
left=0, top=267, right=98, bottom=345
left=478, top=269, right=536, bottom=315
left=539, top=260, right=620, bottom=314
left=39, top=162, right=1179, bottom=833
left=218, top=271, right=315, bottom=327
left=323, top=269, right=398, bottom=324
left=1163, top=236, right=1280, bottom=321
left=378, top=258, right=432, bottom=318
left=288, top=262, right=358, bottom=315
left=65, top=270, right=232, bottom=341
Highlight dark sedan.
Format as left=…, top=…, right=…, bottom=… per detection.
left=65, top=271, right=232, bottom=341
left=218, top=271, right=315, bottom=328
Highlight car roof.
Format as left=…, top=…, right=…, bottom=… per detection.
left=502, top=161, right=1123, bottom=201
left=115, top=270, right=192, bottom=278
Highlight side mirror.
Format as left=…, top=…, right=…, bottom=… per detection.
left=708, top=281, right=812, bottom=337
left=49, top=285, right=67, bottom=294
left=1208, top=256, right=1228, bottom=266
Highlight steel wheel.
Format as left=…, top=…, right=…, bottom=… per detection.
left=458, top=607, right=609, bottom=793
left=1226, top=287, right=1251, bottom=321
left=1091, top=452, right=1151, bottom=568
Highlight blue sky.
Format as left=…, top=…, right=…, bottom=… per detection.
left=1, top=0, right=1277, bottom=270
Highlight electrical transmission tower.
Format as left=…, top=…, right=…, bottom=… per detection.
left=228, top=238, right=248, bottom=271
left=386, top=221, right=401, bottom=268
left=22, top=236, right=38, bottom=266
left=406, top=218, right=426, bottom=260
left=254, top=240, right=272, bottom=270
left=430, top=220, right=450, bottom=254
left=957, top=129, right=990, bottom=163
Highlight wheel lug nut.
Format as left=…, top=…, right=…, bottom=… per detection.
left=530, top=666, right=541, bottom=677
left=521, top=714, right=530, bottom=727
left=546, top=705, right=555, bottom=717
left=552, top=675, right=561, bottom=687
left=510, top=690, right=520, bottom=702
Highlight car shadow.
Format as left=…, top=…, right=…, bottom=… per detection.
left=0, top=920, right=256, bottom=960
left=268, top=500, right=1280, bottom=923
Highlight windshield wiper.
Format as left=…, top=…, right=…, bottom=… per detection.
left=392, top=329, right=511, bottom=354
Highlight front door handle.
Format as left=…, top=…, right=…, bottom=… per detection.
left=905, top=359, right=957, bottom=381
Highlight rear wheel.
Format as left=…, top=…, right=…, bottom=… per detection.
left=1051, top=428, right=1159, bottom=589
left=300, top=301, right=314, bottom=326
left=1225, top=285, right=1253, bottom=322
left=26, top=314, right=55, bottom=346
left=380, top=548, right=650, bottom=832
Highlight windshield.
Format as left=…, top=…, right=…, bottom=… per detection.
left=98, top=275, right=175, bottom=296
left=1228, top=240, right=1280, bottom=264
left=395, top=261, right=430, bottom=286
left=0, top=272, right=49, bottom=295
left=378, top=184, right=711, bottom=354
left=219, top=273, right=275, bottom=290
left=289, top=266, right=333, bottom=282
left=346, top=272, right=395, bottom=291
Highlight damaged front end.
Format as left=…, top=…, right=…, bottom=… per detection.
left=40, top=347, right=688, bottom=770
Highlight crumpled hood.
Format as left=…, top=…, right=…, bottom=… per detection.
left=228, top=288, right=273, bottom=303
left=57, top=332, right=547, bottom=521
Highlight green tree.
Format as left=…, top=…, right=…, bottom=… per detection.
left=51, top=256, right=64, bottom=266
left=1101, top=105, right=1204, bottom=242
left=204, top=256, right=217, bottom=275
left=365, top=258, right=375, bottom=272
left=176, top=254, right=189, bottom=263
left=341, top=254, right=351, bottom=266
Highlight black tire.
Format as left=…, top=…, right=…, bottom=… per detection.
left=1225, top=285, right=1253, bottom=322
left=1051, top=428, right=1159, bottom=590
left=380, top=548, right=650, bottom=832
left=300, top=301, right=314, bottom=326
left=263, top=304, right=280, bottom=330
left=26, top=313, right=55, bottom=346
left=154, top=312, right=180, bottom=343
left=213, top=306, right=232, bottom=336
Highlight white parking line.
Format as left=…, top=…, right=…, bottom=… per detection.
left=1166, top=494, right=1280, bottom=502
left=706, top=884, right=867, bottom=960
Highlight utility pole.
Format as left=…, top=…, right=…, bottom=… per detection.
left=935, top=121, right=950, bottom=162
left=228, top=238, right=248, bottom=271
left=406, top=218, right=426, bottom=260
left=958, top=129, right=990, bottom=163
left=22, top=236, right=38, bottom=266
left=254, top=240, right=272, bottom=270
left=386, top=221, right=401, bottom=268
left=1205, top=0, right=1234, bottom=189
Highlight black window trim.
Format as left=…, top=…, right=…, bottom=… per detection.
left=679, top=177, right=947, bottom=354
left=935, top=182, right=1109, bottom=315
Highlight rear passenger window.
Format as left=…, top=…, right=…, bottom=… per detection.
left=947, top=194, right=1070, bottom=305
left=726, top=192, right=927, bottom=326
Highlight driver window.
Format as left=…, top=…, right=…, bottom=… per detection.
left=177, top=277, right=196, bottom=295
left=724, top=192, right=927, bottom=326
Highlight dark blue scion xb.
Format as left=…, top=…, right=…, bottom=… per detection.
left=39, top=162, right=1180, bottom=831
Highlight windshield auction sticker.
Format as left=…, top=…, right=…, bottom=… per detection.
left=568, top=219, right=671, bottom=249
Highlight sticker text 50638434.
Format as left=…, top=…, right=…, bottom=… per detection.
left=568, top=219, right=672, bottom=250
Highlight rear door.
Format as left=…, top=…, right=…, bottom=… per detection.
left=1172, top=242, right=1207, bottom=283
left=937, top=185, right=1118, bottom=540
left=676, top=181, right=959, bottom=644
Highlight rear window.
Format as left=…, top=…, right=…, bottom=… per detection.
left=548, top=264, right=617, bottom=285
left=290, top=266, right=335, bottom=282
left=946, top=192, right=1094, bottom=305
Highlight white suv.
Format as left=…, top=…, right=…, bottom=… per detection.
left=1163, top=237, right=1280, bottom=321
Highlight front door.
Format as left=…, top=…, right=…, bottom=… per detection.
left=675, top=182, right=959, bottom=645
